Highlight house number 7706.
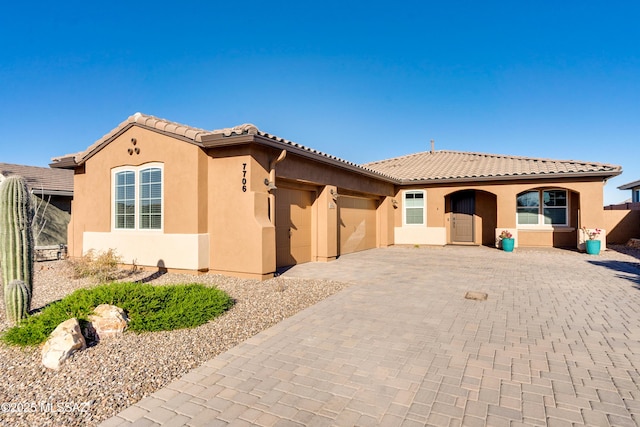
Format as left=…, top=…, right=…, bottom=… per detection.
left=242, top=163, right=247, bottom=192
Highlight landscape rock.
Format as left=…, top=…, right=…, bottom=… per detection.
left=626, top=238, right=640, bottom=249
left=41, top=318, right=87, bottom=370
left=87, top=304, right=129, bottom=341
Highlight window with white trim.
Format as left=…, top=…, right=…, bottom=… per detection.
left=517, top=189, right=568, bottom=226
left=113, top=164, right=163, bottom=230
left=114, top=171, right=136, bottom=229
left=404, top=190, right=425, bottom=225
left=634, top=189, right=640, bottom=203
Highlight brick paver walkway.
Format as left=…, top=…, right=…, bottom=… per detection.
left=101, top=246, right=640, bottom=426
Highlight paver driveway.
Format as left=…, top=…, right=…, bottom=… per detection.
left=102, top=246, right=640, bottom=426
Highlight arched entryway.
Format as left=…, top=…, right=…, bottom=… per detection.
left=445, top=190, right=497, bottom=246
left=451, top=190, right=475, bottom=243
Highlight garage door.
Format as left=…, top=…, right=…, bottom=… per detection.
left=339, top=196, right=377, bottom=255
left=275, top=187, right=314, bottom=268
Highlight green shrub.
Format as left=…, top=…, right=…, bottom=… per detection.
left=2, top=282, right=234, bottom=346
left=69, top=249, right=123, bottom=282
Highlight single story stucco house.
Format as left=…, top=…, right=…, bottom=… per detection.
left=50, top=113, right=622, bottom=279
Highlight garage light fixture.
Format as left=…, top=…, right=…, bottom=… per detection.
left=264, top=178, right=277, bottom=192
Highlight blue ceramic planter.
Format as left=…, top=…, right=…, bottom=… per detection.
left=502, top=238, right=514, bottom=252
left=585, top=239, right=601, bottom=255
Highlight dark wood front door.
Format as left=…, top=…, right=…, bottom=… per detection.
left=451, top=191, right=475, bottom=243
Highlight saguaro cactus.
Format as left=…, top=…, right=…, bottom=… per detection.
left=4, top=280, right=31, bottom=324
left=0, top=175, right=34, bottom=321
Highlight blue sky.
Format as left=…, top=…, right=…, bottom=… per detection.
left=1, top=1, right=638, bottom=204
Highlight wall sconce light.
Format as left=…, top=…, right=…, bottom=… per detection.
left=330, top=189, right=339, bottom=202
left=392, top=198, right=398, bottom=208
left=264, top=178, right=277, bottom=191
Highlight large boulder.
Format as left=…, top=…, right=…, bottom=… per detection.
left=86, top=304, right=128, bottom=341
left=41, top=318, right=86, bottom=370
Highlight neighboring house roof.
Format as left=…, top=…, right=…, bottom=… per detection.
left=50, top=113, right=395, bottom=181
left=618, top=179, right=640, bottom=190
left=363, top=150, right=622, bottom=184
left=50, top=112, right=622, bottom=185
left=0, top=163, right=74, bottom=196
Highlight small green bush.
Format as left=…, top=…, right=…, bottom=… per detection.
left=2, top=282, right=234, bottom=347
left=69, top=249, right=123, bottom=282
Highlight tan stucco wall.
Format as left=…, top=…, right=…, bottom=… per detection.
left=204, top=145, right=395, bottom=277
left=476, top=191, right=497, bottom=246
left=392, top=178, right=607, bottom=248
left=277, top=153, right=394, bottom=197
left=206, top=146, right=274, bottom=278
left=68, top=127, right=208, bottom=264
left=315, top=185, right=338, bottom=262
left=604, top=209, right=640, bottom=244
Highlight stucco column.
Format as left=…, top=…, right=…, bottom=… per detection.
left=495, top=191, right=518, bottom=248
left=496, top=191, right=517, bottom=228
left=577, top=185, right=607, bottom=250
left=209, top=154, right=276, bottom=279
left=377, top=196, right=395, bottom=247
left=315, top=185, right=338, bottom=262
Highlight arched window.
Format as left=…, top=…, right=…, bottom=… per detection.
left=517, top=189, right=567, bottom=226
left=113, top=164, right=163, bottom=230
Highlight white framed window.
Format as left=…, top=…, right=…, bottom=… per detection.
left=403, top=190, right=425, bottom=225
left=517, top=189, right=568, bottom=226
left=114, top=171, right=136, bottom=229
left=634, top=189, right=640, bottom=203
left=112, top=163, right=163, bottom=231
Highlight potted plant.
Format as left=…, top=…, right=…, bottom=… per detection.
left=499, top=230, right=514, bottom=252
left=582, top=227, right=602, bottom=255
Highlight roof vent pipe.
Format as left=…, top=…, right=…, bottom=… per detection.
left=430, top=139, right=435, bottom=153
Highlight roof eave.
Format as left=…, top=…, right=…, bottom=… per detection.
left=201, top=134, right=399, bottom=184
left=77, top=123, right=206, bottom=166
left=201, top=133, right=254, bottom=147
left=618, top=179, right=640, bottom=190
left=400, top=170, right=622, bottom=185
left=31, top=189, right=74, bottom=197
left=49, top=156, right=79, bottom=169
left=53, top=119, right=209, bottom=168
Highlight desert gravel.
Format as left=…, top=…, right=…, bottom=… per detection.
left=0, top=261, right=350, bottom=427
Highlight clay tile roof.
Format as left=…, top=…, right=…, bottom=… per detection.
left=252, top=130, right=396, bottom=179
left=51, top=113, right=215, bottom=166
left=363, top=150, right=622, bottom=183
left=212, top=123, right=260, bottom=136
left=0, top=163, right=73, bottom=195
left=209, top=123, right=396, bottom=180
left=50, top=113, right=621, bottom=185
